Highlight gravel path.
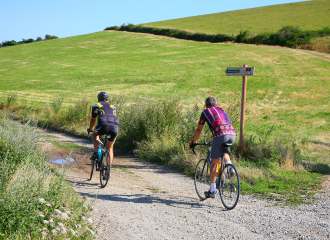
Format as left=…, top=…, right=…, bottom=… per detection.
left=45, top=130, right=330, bottom=240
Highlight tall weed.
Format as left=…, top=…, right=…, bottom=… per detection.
left=60, top=96, right=91, bottom=124
left=6, top=92, right=18, bottom=107
left=50, top=92, right=66, bottom=114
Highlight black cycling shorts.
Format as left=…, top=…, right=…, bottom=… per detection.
left=95, top=124, right=118, bottom=142
left=211, top=135, right=236, bottom=159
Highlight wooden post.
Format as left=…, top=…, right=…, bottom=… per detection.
left=239, top=64, right=248, bottom=154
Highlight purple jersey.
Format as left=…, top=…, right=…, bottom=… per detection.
left=199, top=105, right=236, bottom=138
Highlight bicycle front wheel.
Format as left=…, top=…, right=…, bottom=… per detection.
left=194, top=159, right=211, bottom=200
left=100, top=150, right=111, bottom=188
left=219, top=164, right=240, bottom=210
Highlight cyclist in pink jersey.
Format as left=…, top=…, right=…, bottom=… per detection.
left=190, top=97, right=236, bottom=198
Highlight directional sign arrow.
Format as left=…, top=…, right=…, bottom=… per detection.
left=225, top=67, right=255, bottom=76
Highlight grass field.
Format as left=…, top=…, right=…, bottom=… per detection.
left=142, top=0, right=330, bottom=35
left=1, top=30, right=329, bottom=204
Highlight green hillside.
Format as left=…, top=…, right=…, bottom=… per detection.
left=142, top=0, right=330, bottom=35
left=0, top=31, right=329, bottom=140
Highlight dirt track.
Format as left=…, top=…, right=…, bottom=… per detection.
left=46, top=130, right=330, bottom=240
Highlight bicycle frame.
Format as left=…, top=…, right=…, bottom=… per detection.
left=204, top=145, right=226, bottom=182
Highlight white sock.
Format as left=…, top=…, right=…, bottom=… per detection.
left=210, top=182, right=216, bottom=192
left=226, top=160, right=232, bottom=165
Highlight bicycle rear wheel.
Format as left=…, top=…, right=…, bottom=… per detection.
left=194, top=159, right=211, bottom=200
left=89, top=160, right=95, bottom=180
left=219, top=164, right=240, bottom=210
left=100, top=150, right=111, bottom=188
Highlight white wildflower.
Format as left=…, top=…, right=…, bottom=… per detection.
left=46, top=203, right=52, bottom=207
left=75, top=224, right=82, bottom=229
left=54, top=209, right=62, bottom=214
left=59, top=227, right=66, bottom=234
left=51, top=229, right=57, bottom=236
left=38, top=214, right=45, bottom=217
left=81, top=216, right=86, bottom=220
left=87, top=218, right=93, bottom=224
left=58, top=222, right=65, bottom=228
left=43, top=220, right=49, bottom=224
left=38, top=198, right=46, bottom=204
left=86, top=227, right=95, bottom=236
left=66, top=211, right=72, bottom=215
left=49, top=219, right=54, bottom=227
left=62, top=213, right=70, bottom=220
left=70, top=229, right=76, bottom=235
left=41, top=231, right=47, bottom=237
left=83, top=204, right=88, bottom=209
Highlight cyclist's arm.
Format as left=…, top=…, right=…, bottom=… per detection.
left=89, top=117, right=97, bottom=131
left=192, top=124, right=204, bottom=144
left=89, top=104, right=100, bottom=131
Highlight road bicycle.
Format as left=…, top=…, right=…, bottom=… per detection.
left=88, top=130, right=111, bottom=188
left=192, top=142, right=240, bottom=210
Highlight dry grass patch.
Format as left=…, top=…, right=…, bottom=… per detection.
left=236, top=165, right=264, bottom=184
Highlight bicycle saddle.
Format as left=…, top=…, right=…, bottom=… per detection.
left=222, top=143, right=233, bottom=147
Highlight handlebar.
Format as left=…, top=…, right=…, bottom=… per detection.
left=87, top=128, right=94, bottom=137
left=191, top=142, right=212, bottom=154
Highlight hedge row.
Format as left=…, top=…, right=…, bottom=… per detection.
left=1, top=34, right=58, bottom=47
left=105, top=24, right=234, bottom=43
left=236, top=26, right=330, bottom=47
left=105, top=24, right=330, bottom=48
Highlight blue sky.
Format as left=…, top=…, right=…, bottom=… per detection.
left=1, top=0, right=307, bottom=43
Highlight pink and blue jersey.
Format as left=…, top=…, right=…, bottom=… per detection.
left=199, top=105, right=236, bottom=138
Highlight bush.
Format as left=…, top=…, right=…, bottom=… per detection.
left=235, top=30, right=251, bottom=43
left=50, top=92, right=66, bottom=114
left=6, top=92, right=18, bottom=107
left=116, top=97, right=182, bottom=151
left=61, top=96, right=91, bottom=124
left=0, top=117, right=95, bottom=239
left=45, top=34, right=58, bottom=40
left=22, top=38, right=34, bottom=43
left=1, top=40, right=17, bottom=47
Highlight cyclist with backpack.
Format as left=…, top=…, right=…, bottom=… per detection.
left=88, top=92, right=119, bottom=164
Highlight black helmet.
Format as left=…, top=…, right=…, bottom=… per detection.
left=97, top=92, right=109, bottom=102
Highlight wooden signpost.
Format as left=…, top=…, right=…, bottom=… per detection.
left=225, top=64, right=255, bottom=154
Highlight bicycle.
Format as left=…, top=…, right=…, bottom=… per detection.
left=88, top=130, right=111, bottom=188
left=192, top=142, right=240, bottom=210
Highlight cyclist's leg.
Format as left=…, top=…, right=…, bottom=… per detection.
left=209, top=137, right=224, bottom=193
left=222, top=135, right=236, bottom=165
left=210, top=158, right=218, bottom=183
left=93, top=132, right=100, bottom=152
left=90, top=131, right=101, bottom=160
left=93, top=124, right=104, bottom=152
left=106, top=140, right=115, bottom=165
left=105, top=125, right=118, bottom=165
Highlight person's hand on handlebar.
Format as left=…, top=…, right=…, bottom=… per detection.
left=87, top=128, right=94, bottom=137
left=190, top=141, right=197, bottom=154
left=189, top=141, right=196, bottom=149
